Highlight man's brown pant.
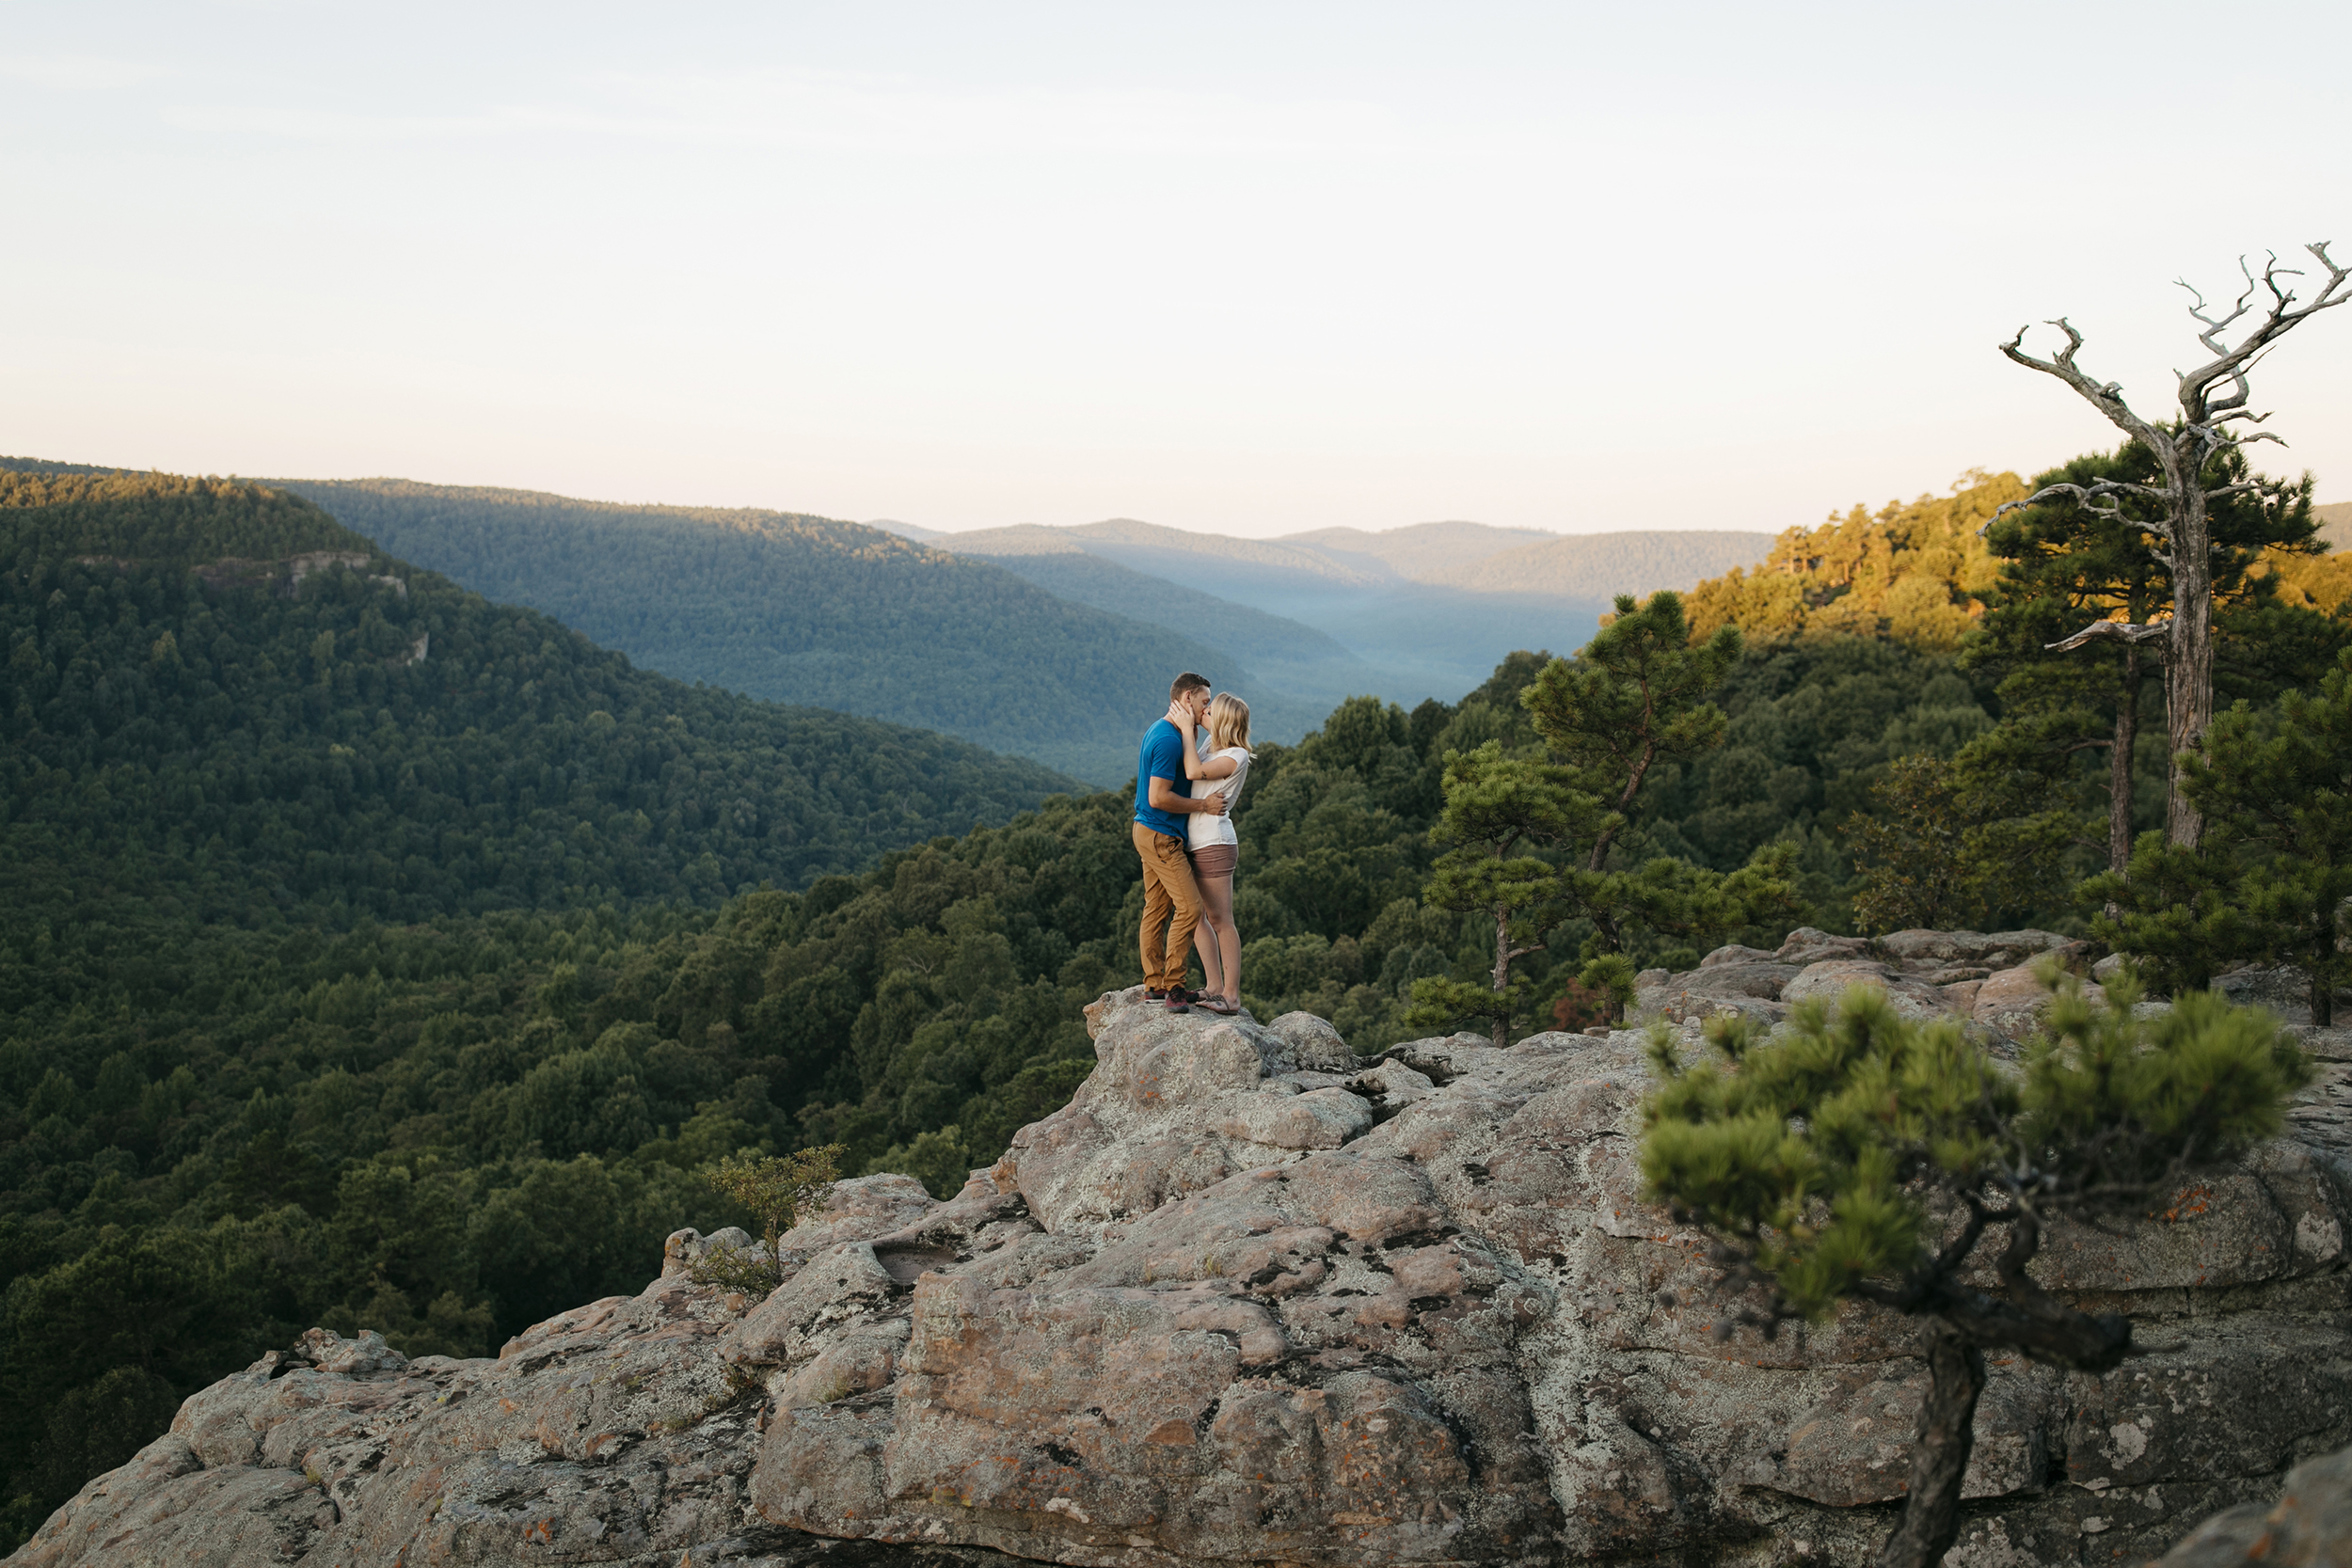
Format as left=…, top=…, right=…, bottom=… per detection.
left=1132, top=822, right=1201, bottom=992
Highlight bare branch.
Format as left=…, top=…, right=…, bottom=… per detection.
left=2176, top=243, right=2352, bottom=422
left=2201, top=480, right=2287, bottom=503
left=2047, top=619, right=2172, bottom=655
left=1999, top=318, right=2168, bottom=451
left=1988, top=481, right=2172, bottom=543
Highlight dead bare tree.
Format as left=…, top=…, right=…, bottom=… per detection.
left=1998, top=243, right=2351, bottom=847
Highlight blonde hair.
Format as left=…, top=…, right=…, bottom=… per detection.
left=1208, top=691, right=1253, bottom=755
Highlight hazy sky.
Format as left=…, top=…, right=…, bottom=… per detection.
left=6, top=2, right=2348, bottom=539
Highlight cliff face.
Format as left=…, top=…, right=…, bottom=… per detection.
left=14, top=967, right=2352, bottom=1568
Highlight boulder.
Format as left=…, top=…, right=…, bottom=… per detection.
left=1782, top=958, right=1959, bottom=1022
left=1773, top=925, right=1873, bottom=965
left=1974, top=962, right=2104, bottom=1043
left=2286, top=1026, right=2352, bottom=1164
left=22, top=980, right=2352, bottom=1568
left=1878, top=927, right=2080, bottom=971
left=2217, top=964, right=2320, bottom=1022
left=2149, top=1441, right=2352, bottom=1565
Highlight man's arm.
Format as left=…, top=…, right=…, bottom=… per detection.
left=1148, top=775, right=1230, bottom=816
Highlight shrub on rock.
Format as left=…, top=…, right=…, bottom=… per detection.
left=1640, top=969, right=2312, bottom=1568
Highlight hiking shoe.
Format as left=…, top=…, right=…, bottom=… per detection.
left=1164, top=990, right=1195, bottom=1013
left=1144, top=988, right=1170, bottom=1002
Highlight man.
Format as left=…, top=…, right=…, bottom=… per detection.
left=1134, top=672, right=1230, bottom=1012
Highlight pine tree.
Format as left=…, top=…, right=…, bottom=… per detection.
left=1405, top=598, right=1801, bottom=1044
left=1999, top=243, right=2351, bottom=848
left=1522, top=590, right=1741, bottom=876
left=1522, top=591, right=1804, bottom=986
left=1405, top=740, right=1583, bottom=1048
left=1641, top=978, right=2309, bottom=1568
left=1841, top=752, right=2074, bottom=935
left=1965, top=438, right=2335, bottom=876
left=2091, top=648, right=2352, bottom=1022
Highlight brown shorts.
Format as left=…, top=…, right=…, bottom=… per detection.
left=1190, top=842, right=1237, bottom=879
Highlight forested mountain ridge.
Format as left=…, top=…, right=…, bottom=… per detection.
left=277, top=479, right=1252, bottom=785
left=882, top=515, right=1776, bottom=704
left=1684, top=470, right=2028, bottom=649
left=1685, top=471, right=2352, bottom=647
left=914, top=535, right=1393, bottom=711
left=1067, top=517, right=1396, bottom=586
left=4, top=467, right=367, bottom=563
left=934, top=517, right=1599, bottom=698
left=0, top=467, right=1076, bottom=930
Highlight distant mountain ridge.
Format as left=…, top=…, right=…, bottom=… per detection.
left=274, top=479, right=1313, bottom=785
left=1276, top=520, right=1558, bottom=579
left=1420, top=529, right=1778, bottom=597
left=879, top=514, right=1771, bottom=594
left=953, top=549, right=1384, bottom=707
left=2316, top=499, right=2352, bottom=550
left=885, top=514, right=1773, bottom=698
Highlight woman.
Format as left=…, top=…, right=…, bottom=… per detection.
left=1168, top=690, right=1252, bottom=1016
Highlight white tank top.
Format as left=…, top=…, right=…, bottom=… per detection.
left=1185, top=746, right=1251, bottom=849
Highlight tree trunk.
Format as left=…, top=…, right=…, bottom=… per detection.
left=2164, top=486, right=2214, bottom=848
left=1878, top=1329, right=1987, bottom=1568
left=2107, top=646, right=2141, bottom=876
left=2314, top=901, right=2336, bottom=1028
left=1490, top=902, right=1511, bottom=1050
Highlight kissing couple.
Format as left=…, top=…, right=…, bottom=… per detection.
left=1130, top=672, right=1254, bottom=1016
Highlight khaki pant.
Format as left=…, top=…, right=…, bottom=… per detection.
left=1132, top=822, right=1202, bottom=992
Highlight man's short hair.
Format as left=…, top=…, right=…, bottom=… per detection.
left=1170, top=672, right=1212, bottom=701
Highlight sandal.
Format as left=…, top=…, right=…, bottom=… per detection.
left=1198, top=995, right=1242, bottom=1016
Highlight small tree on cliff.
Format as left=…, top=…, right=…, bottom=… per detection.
left=691, top=1145, right=843, bottom=1293
left=1640, top=978, right=2307, bottom=1568
left=1406, top=739, right=1583, bottom=1048
left=1998, top=241, right=2350, bottom=848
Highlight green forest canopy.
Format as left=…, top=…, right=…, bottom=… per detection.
left=1, top=467, right=1075, bottom=934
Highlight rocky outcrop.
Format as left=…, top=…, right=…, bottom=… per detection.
left=2147, top=1441, right=2352, bottom=1566
left=16, top=980, right=2352, bottom=1568
left=1636, top=926, right=2100, bottom=1045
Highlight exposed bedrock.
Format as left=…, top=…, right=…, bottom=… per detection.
left=14, top=961, right=2352, bottom=1568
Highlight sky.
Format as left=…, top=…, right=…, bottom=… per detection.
left=4, top=2, right=2348, bottom=540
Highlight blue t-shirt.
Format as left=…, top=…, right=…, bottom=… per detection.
left=1133, top=720, right=1190, bottom=838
